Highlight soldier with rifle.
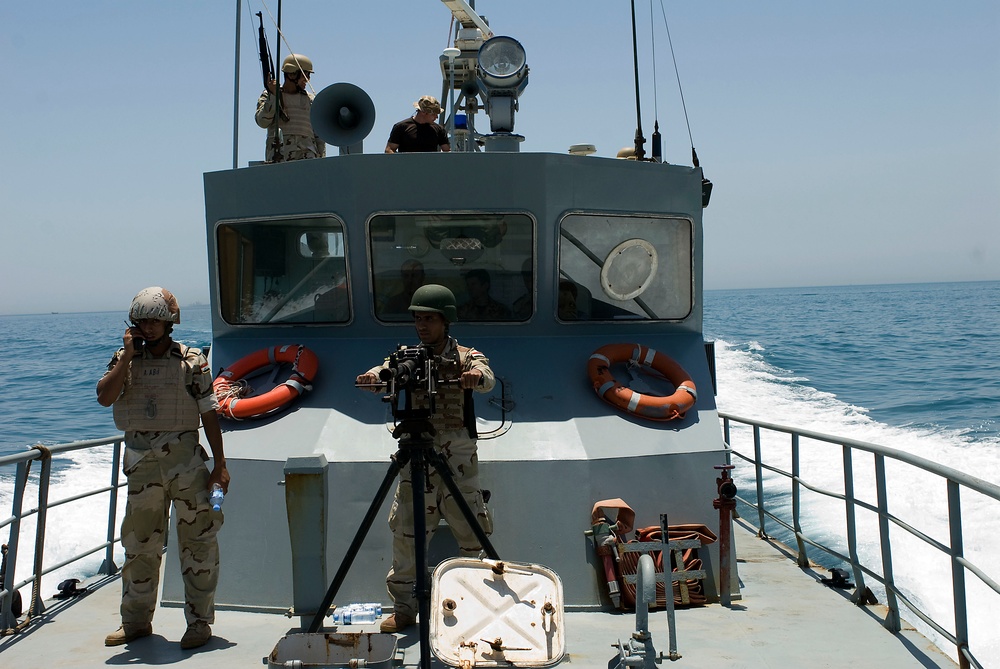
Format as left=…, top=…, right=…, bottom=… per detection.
left=253, top=15, right=325, bottom=162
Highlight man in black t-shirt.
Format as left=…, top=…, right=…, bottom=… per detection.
left=385, top=95, right=451, bottom=153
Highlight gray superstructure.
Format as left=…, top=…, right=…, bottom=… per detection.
left=178, top=150, right=724, bottom=614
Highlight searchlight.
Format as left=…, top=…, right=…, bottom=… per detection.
left=477, top=36, right=528, bottom=136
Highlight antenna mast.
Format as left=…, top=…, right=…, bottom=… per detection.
left=630, top=0, right=646, bottom=160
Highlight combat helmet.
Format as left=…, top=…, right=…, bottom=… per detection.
left=129, top=287, right=181, bottom=324
left=282, top=54, right=314, bottom=74
left=409, top=284, right=458, bottom=323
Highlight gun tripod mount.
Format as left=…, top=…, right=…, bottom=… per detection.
left=310, top=350, right=499, bottom=669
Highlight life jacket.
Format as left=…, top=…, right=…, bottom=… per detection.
left=112, top=343, right=203, bottom=432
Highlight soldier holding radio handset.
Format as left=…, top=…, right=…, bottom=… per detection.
left=98, top=287, right=228, bottom=650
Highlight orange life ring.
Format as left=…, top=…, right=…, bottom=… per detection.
left=213, top=344, right=319, bottom=419
left=588, top=343, right=697, bottom=421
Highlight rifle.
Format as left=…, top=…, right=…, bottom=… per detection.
left=256, top=12, right=274, bottom=89
left=256, top=11, right=286, bottom=160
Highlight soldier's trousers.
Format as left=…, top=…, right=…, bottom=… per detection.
left=120, top=436, right=222, bottom=626
left=386, top=430, right=492, bottom=618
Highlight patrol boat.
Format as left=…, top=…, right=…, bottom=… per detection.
left=2, top=1, right=995, bottom=668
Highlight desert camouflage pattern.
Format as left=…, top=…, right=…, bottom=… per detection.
left=112, top=347, right=205, bottom=432
left=119, top=432, right=222, bottom=626
left=106, top=343, right=219, bottom=433
left=374, top=337, right=495, bottom=616
left=386, top=429, right=493, bottom=617
left=255, top=89, right=326, bottom=162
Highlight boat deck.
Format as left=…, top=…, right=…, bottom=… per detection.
left=0, top=520, right=955, bottom=668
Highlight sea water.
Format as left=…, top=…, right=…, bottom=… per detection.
left=1, top=284, right=998, bottom=659
left=705, top=281, right=1000, bottom=663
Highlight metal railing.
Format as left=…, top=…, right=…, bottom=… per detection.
left=1, top=436, right=125, bottom=635
left=720, top=413, right=1000, bottom=669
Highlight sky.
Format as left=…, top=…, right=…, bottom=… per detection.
left=2, top=0, right=998, bottom=315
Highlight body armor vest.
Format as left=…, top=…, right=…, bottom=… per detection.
left=277, top=91, right=316, bottom=136
left=113, top=345, right=203, bottom=432
left=412, top=345, right=469, bottom=434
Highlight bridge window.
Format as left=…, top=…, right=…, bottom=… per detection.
left=216, top=217, right=350, bottom=324
left=369, top=213, right=534, bottom=323
left=558, top=214, right=692, bottom=321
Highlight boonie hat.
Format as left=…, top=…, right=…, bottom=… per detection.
left=413, top=95, right=442, bottom=115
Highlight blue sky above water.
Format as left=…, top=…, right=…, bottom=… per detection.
left=2, top=1, right=998, bottom=315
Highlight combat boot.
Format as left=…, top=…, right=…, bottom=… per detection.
left=180, top=620, right=212, bottom=649
left=379, top=613, right=415, bottom=633
left=104, top=623, right=153, bottom=646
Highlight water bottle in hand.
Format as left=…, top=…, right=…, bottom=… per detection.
left=210, top=483, right=225, bottom=511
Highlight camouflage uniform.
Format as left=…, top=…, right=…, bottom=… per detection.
left=368, top=337, right=495, bottom=618
left=103, top=343, right=223, bottom=627
left=255, top=89, right=326, bottom=162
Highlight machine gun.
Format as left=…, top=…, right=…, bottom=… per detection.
left=379, top=344, right=443, bottom=421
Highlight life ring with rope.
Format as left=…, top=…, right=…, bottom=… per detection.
left=213, top=344, right=319, bottom=420
left=587, top=343, right=696, bottom=421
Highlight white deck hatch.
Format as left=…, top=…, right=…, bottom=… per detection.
left=430, top=557, right=566, bottom=667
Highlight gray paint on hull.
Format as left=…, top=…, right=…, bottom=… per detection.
left=167, top=152, right=726, bottom=613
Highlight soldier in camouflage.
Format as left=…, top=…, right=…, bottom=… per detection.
left=355, top=284, right=494, bottom=633
left=97, top=287, right=229, bottom=650
left=255, top=53, right=326, bottom=162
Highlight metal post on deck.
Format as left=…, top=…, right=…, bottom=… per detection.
left=713, top=465, right=737, bottom=607
left=790, top=433, right=808, bottom=566
left=659, top=514, right=680, bottom=661
left=1, top=462, right=30, bottom=632
left=874, top=455, right=900, bottom=632
left=232, top=0, right=242, bottom=169
left=100, top=439, right=123, bottom=576
left=284, top=455, right=329, bottom=630
left=946, top=480, right=971, bottom=669
left=842, top=445, right=867, bottom=600
left=28, top=447, right=52, bottom=618
left=752, top=426, right=766, bottom=536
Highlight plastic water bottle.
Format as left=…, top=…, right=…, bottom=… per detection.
left=210, top=484, right=225, bottom=511
left=332, top=602, right=382, bottom=625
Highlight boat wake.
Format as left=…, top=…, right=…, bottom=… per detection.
left=713, top=338, right=1000, bottom=663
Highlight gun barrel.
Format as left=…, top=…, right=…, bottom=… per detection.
left=256, top=12, right=274, bottom=87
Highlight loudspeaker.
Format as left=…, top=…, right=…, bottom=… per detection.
left=461, top=80, right=480, bottom=98
left=310, top=82, right=376, bottom=148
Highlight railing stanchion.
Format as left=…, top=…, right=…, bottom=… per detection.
left=101, top=439, right=123, bottom=576
left=791, top=433, right=807, bottom=566
left=873, top=454, right=899, bottom=632
left=753, top=425, right=766, bottom=536
left=843, top=445, right=866, bottom=601
left=27, top=448, right=53, bottom=618
left=947, top=480, right=970, bottom=669
left=1, top=462, right=31, bottom=633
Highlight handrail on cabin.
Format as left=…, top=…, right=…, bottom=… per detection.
left=720, top=412, right=1000, bottom=669
left=1, top=436, right=126, bottom=635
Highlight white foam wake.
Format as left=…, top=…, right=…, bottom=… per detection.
left=713, top=338, right=1000, bottom=663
